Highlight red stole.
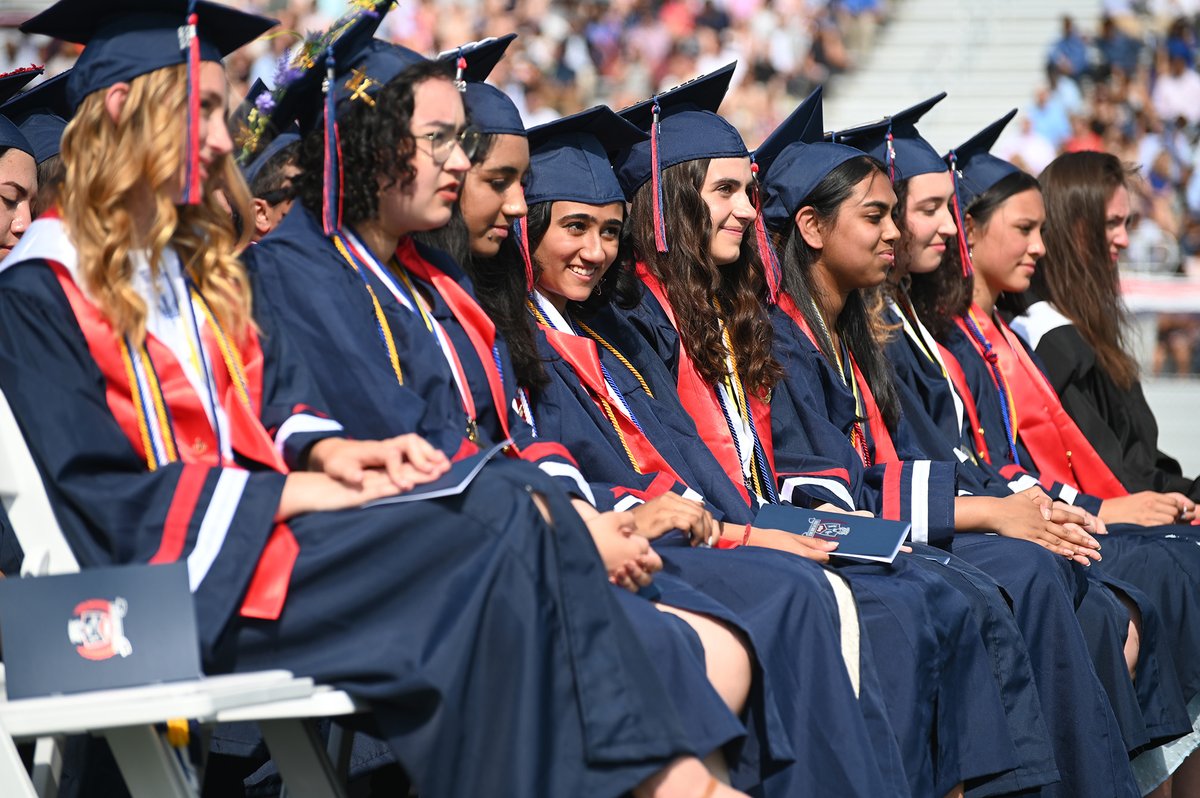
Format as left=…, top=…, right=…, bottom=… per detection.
left=956, top=305, right=1127, bottom=498
left=636, top=263, right=775, bottom=505
left=937, top=344, right=991, bottom=464
left=50, top=262, right=297, bottom=621
left=536, top=322, right=687, bottom=487
left=399, top=241, right=512, bottom=447
left=776, top=292, right=897, bottom=464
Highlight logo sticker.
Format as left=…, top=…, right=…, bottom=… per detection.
left=805, top=517, right=851, bottom=540
left=68, top=597, right=133, bottom=661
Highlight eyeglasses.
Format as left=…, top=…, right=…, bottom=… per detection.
left=258, top=185, right=296, bottom=207
left=417, top=126, right=482, bottom=166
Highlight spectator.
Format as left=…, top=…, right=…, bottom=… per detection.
left=1047, top=15, right=1090, bottom=82
left=1096, top=14, right=1142, bottom=78
left=1151, top=45, right=1200, bottom=126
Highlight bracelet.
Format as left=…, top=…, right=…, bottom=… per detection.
left=741, top=522, right=753, bottom=546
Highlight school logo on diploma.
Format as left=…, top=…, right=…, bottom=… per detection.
left=805, top=517, right=851, bottom=540
left=67, top=597, right=133, bottom=661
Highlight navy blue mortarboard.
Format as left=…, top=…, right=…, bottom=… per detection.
left=243, top=128, right=300, bottom=186
left=832, top=93, right=947, bottom=183
left=464, top=83, right=524, bottom=136
left=439, top=36, right=523, bottom=136
left=1, top=69, right=69, bottom=163
left=753, top=86, right=866, bottom=301
left=0, top=66, right=44, bottom=160
left=944, top=109, right=1020, bottom=278
left=437, top=34, right=517, bottom=88
left=514, top=106, right=646, bottom=290
left=614, top=63, right=744, bottom=252
left=22, top=0, right=276, bottom=205
left=946, top=109, right=1019, bottom=209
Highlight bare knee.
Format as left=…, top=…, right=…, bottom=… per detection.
left=656, top=605, right=753, bottom=716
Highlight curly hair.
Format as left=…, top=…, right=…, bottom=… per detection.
left=626, top=158, right=782, bottom=398
left=913, top=170, right=1040, bottom=340
left=60, top=64, right=253, bottom=348
left=295, top=59, right=453, bottom=227
left=775, top=155, right=901, bottom=430
left=1028, top=151, right=1139, bottom=389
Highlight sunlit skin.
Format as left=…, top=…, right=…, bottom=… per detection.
left=0, top=147, right=36, bottom=259
left=968, top=188, right=1046, bottom=312
left=1104, top=184, right=1131, bottom=266
left=252, top=162, right=301, bottom=241
left=460, top=133, right=530, bottom=259
left=897, top=170, right=957, bottom=276
left=701, top=157, right=756, bottom=266
left=798, top=170, right=899, bottom=325
left=358, top=77, right=472, bottom=262
left=533, top=199, right=624, bottom=312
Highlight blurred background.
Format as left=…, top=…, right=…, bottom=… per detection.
left=1, top=0, right=1197, bottom=469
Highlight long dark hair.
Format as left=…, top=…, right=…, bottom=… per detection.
left=475, top=200, right=636, bottom=392
left=1028, top=151, right=1139, bottom=388
left=911, top=170, right=1040, bottom=339
left=776, top=155, right=901, bottom=430
left=627, top=158, right=782, bottom=397
left=295, top=59, right=452, bottom=226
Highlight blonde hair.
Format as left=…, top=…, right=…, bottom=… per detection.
left=60, top=64, right=253, bottom=347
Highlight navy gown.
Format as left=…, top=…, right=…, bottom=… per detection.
left=768, top=294, right=1152, bottom=796
left=0, top=222, right=706, bottom=798
left=615, top=279, right=1030, bottom=798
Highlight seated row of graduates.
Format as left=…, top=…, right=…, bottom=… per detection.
left=2, top=1, right=1199, bottom=796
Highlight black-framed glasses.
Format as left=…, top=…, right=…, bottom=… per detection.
left=417, top=126, right=482, bottom=166
left=258, top=185, right=296, bottom=207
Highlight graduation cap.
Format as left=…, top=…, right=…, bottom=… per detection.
left=1, top=69, right=68, bottom=163
left=437, top=34, right=517, bottom=88
left=752, top=86, right=866, bottom=301
left=515, top=106, right=647, bottom=290
left=944, top=109, right=1020, bottom=278
left=831, top=93, right=947, bottom=183
left=0, top=66, right=45, bottom=161
left=243, top=128, right=300, bottom=186
left=440, top=36, right=523, bottom=136
left=614, top=63, right=745, bottom=252
left=22, top=0, right=277, bottom=205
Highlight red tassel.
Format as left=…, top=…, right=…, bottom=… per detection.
left=455, top=53, right=467, bottom=91
left=948, top=151, right=973, bottom=278
left=182, top=6, right=202, bottom=205
left=750, top=161, right=780, bottom=304
left=650, top=100, right=668, bottom=253
left=514, top=215, right=534, bottom=292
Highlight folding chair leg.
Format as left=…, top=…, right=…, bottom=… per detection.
left=103, top=726, right=197, bottom=798
left=326, top=723, right=353, bottom=780
left=258, top=718, right=348, bottom=798
left=31, top=736, right=62, bottom=798
left=0, top=723, right=37, bottom=798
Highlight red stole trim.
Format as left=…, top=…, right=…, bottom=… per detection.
left=938, top=343, right=991, bottom=464
left=636, top=263, right=774, bottom=505
left=777, top=293, right=893, bottom=463
left=958, top=306, right=1127, bottom=498
left=539, top=323, right=686, bottom=486
left=848, top=353, right=898, bottom=463
left=50, top=262, right=296, bottom=620
left=201, top=324, right=286, bottom=472
left=520, top=441, right=579, bottom=466
left=399, top=240, right=512, bottom=446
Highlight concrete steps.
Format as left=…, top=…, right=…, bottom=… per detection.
left=824, top=0, right=1103, bottom=152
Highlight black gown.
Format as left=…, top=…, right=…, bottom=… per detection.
left=1010, top=297, right=1200, bottom=500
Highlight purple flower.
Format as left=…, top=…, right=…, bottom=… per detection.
left=254, top=92, right=276, bottom=113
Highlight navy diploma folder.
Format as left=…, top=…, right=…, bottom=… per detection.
left=753, top=505, right=910, bottom=563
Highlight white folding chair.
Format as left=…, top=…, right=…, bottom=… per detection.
left=0, top=387, right=366, bottom=797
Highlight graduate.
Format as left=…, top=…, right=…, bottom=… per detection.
left=765, top=91, right=1163, bottom=798
left=0, top=2, right=746, bottom=796
left=0, top=67, right=41, bottom=260
left=610, top=65, right=1028, bottom=798
left=0, top=68, right=69, bottom=217
left=230, top=79, right=301, bottom=242
left=1005, top=150, right=1200, bottom=502
left=912, top=117, right=1200, bottom=797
